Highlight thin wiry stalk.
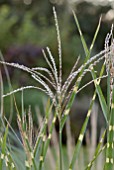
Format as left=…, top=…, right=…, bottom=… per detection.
left=4, top=116, right=23, bottom=146
left=76, top=74, right=107, bottom=94
left=0, top=71, right=3, bottom=118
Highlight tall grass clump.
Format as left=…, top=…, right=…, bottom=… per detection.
left=102, top=25, right=114, bottom=170
left=0, top=6, right=113, bottom=170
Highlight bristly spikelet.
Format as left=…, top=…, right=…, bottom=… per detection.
left=105, top=24, right=114, bottom=75
left=53, top=6, right=62, bottom=91
left=105, top=24, right=114, bottom=105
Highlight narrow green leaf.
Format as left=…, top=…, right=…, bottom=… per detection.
left=89, top=16, right=102, bottom=56
left=104, top=86, right=114, bottom=170
left=85, top=130, right=106, bottom=170
left=72, top=11, right=88, bottom=55
left=73, top=12, right=108, bottom=123
left=69, top=91, right=96, bottom=170
left=91, top=70, right=108, bottom=122
left=107, top=72, right=111, bottom=119
left=73, top=11, right=101, bottom=60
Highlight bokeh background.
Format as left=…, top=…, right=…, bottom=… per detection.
left=0, top=0, right=114, bottom=141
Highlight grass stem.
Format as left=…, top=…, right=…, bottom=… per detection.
left=59, top=121, right=63, bottom=170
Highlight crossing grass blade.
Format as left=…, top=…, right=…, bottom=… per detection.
left=73, top=11, right=101, bottom=59
left=69, top=91, right=96, bottom=170
left=73, top=11, right=108, bottom=123
left=61, top=10, right=103, bottom=131
left=60, top=13, right=108, bottom=170
left=85, top=130, right=106, bottom=170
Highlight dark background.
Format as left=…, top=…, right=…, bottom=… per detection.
left=0, top=0, right=114, bottom=140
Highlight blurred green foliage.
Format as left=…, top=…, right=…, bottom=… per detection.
left=0, top=6, right=17, bottom=50
left=0, top=1, right=113, bottom=125
left=0, top=3, right=84, bottom=64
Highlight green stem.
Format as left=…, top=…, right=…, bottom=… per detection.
left=104, top=87, right=114, bottom=170
left=59, top=121, right=62, bottom=170
left=39, top=137, right=45, bottom=170
left=107, top=72, right=111, bottom=119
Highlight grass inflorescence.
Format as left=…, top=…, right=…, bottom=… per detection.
left=0, top=6, right=114, bottom=170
